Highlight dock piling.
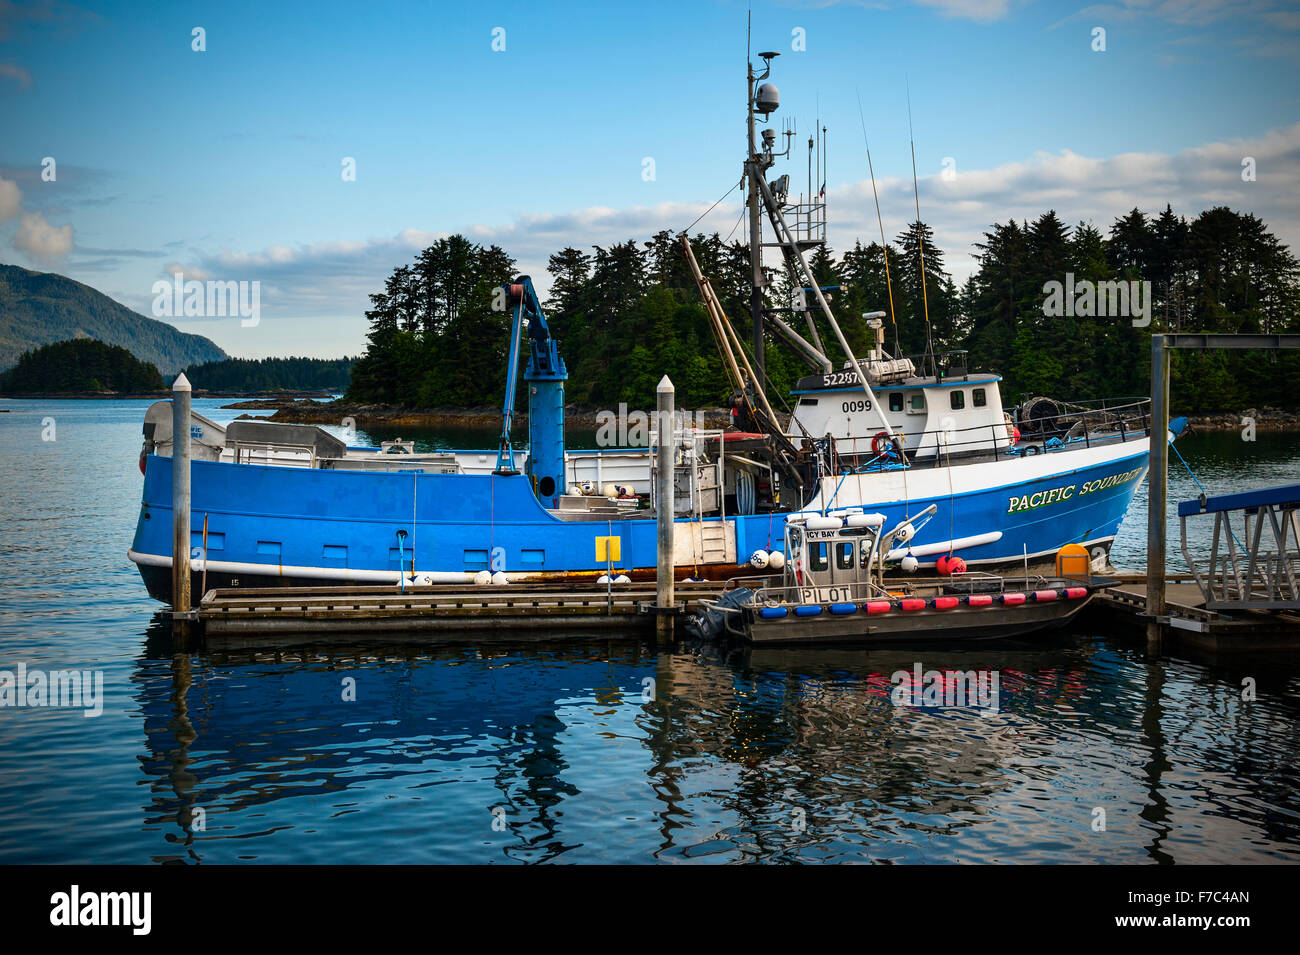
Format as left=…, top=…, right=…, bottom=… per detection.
left=172, top=373, right=192, bottom=622
left=1145, top=337, right=1168, bottom=652
left=656, top=375, right=676, bottom=645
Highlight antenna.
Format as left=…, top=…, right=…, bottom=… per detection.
left=856, top=89, right=900, bottom=355
left=822, top=124, right=828, bottom=198
left=906, top=78, right=935, bottom=366
left=807, top=132, right=813, bottom=203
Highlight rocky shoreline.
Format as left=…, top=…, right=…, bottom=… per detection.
left=1184, top=409, right=1300, bottom=432
left=231, top=397, right=1300, bottom=434
left=226, top=398, right=734, bottom=431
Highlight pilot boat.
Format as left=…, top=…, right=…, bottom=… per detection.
left=686, top=508, right=1110, bottom=644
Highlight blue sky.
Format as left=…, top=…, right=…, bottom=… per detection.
left=2, top=0, right=1298, bottom=358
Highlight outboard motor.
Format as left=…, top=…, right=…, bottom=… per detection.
left=685, top=587, right=755, bottom=641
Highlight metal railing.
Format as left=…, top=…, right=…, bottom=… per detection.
left=828, top=397, right=1152, bottom=471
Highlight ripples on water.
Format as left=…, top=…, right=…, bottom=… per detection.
left=0, top=400, right=1298, bottom=863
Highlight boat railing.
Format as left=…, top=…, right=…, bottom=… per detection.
left=837, top=396, right=1152, bottom=470
left=228, top=441, right=321, bottom=468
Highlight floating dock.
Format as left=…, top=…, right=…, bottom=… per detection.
left=1092, top=575, right=1300, bottom=651
left=194, top=581, right=713, bottom=641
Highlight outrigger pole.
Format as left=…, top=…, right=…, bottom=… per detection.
left=680, top=232, right=808, bottom=493
left=752, top=172, right=902, bottom=454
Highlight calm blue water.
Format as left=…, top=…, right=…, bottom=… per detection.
left=0, top=398, right=1298, bottom=864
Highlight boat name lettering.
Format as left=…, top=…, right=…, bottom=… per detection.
left=799, top=587, right=852, bottom=603
left=1006, top=466, right=1143, bottom=514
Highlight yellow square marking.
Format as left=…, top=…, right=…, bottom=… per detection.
left=595, top=536, right=621, bottom=563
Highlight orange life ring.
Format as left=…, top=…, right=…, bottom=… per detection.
left=871, top=431, right=898, bottom=459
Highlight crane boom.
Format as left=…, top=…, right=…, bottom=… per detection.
left=495, top=277, right=568, bottom=507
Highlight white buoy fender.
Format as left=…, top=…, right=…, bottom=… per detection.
left=750, top=549, right=769, bottom=569
left=845, top=513, right=885, bottom=528
left=767, top=551, right=786, bottom=570
left=473, top=570, right=492, bottom=586
left=490, top=571, right=509, bottom=585
left=901, top=554, right=919, bottom=574
left=804, top=516, right=843, bottom=531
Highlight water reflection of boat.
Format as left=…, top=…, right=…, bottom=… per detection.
left=133, top=617, right=1300, bottom=863
left=136, top=621, right=655, bottom=863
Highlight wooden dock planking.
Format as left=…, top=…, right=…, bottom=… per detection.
left=197, top=583, right=692, bottom=637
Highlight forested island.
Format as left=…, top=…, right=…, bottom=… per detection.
left=181, top=356, right=354, bottom=393
left=0, top=338, right=164, bottom=394
left=345, top=205, right=1299, bottom=415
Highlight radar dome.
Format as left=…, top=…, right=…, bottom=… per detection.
left=755, top=83, right=780, bottom=114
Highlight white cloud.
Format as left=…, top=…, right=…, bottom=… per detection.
left=0, top=62, right=32, bottom=88
left=0, top=177, right=20, bottom=221
left=911, top=0, right=1016, bottom=23
left=14, top=211, right=73, bottom=260
left=160, top=122, right=1300, bottom=350
left=806, top=0, right=1021, bottom=23
left=823, top=122, right=1300, bottom=279
left=3, top=174, right=76, bottom=262
left=164, top=262, right=211, bottom=281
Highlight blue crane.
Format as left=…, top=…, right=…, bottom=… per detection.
left=495, top=276, right=568, bottom=508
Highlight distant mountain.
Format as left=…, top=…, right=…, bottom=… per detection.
left=0, top=263, right=226, bottom=375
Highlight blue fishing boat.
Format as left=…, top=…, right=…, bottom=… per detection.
left=128, top=49, right=1183, bottom=603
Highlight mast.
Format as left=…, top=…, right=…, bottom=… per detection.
left=746, top=49, right=776, bottom=381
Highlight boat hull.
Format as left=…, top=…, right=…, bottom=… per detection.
left=130, top=434, right=1152, bottom=604
left=743, top=594, right=1096, bottom=645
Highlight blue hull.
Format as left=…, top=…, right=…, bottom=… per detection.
left=130, top=443, right=1151, bottom=602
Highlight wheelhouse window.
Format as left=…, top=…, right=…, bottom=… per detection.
left=909, top=394, right=925, bottom=412
left=973, top=388, right=987, bottom=407
left=950, top=390, right=966, bottom=410
left=889, top=393, right=904, bottom=412
left=835, top=541, right=855, bottom=570
left=809, top=542, right=829, bottom=571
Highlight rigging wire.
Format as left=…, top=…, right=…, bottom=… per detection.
left=856, top=88, right=901, bottom=357
left=682, top=178, right=743, bottom=237
left=906, top=78, right=936, bottom=368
